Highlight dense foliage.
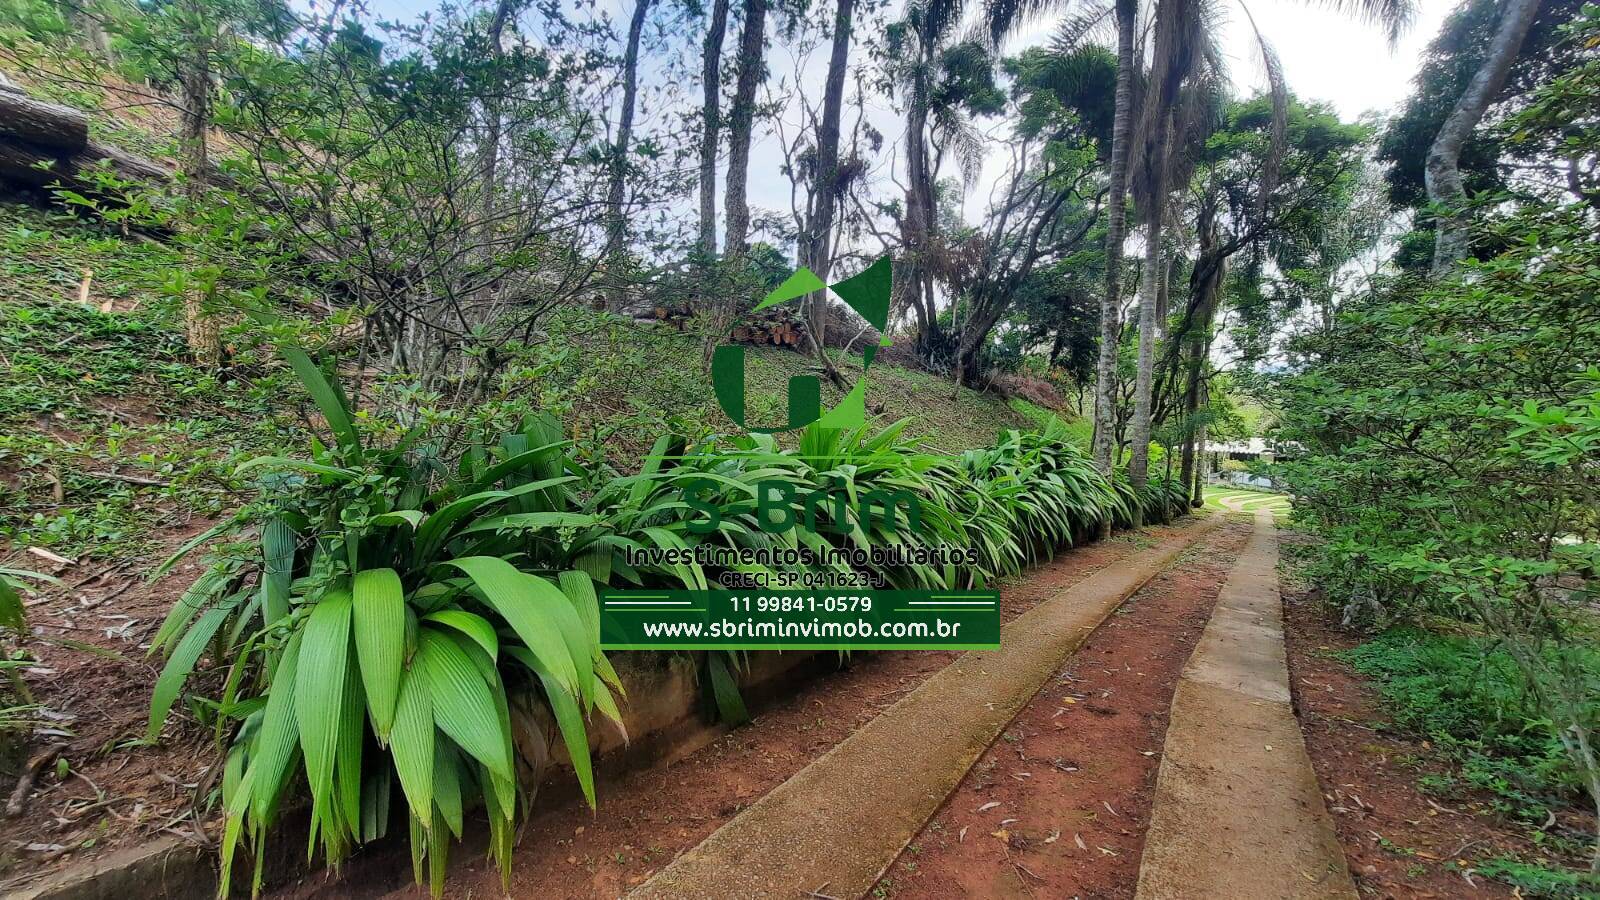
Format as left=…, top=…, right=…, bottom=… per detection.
left=1276, top=7, right=1600, bottom=878
left=149, top=351, right=1185, bottom=894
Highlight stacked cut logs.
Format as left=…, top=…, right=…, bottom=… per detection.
left=0, top=74, right=171, bottom=194
left=637, top=303, right=809, bottom=348
left=730, top=311, right=806, bottom=348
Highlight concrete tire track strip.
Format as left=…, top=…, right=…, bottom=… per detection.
left=1133, top=507, right=1356, bottom=899
left=630, top=514, right=1224, bottom=899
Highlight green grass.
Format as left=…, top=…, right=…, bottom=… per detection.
left=481, top=306, right=1042, bottom=467
left=1009, top=398, right=1093, bottom=449
left=1203, top=485, right=1291, bottom=518
left=0, top=206, right=306, bottom=559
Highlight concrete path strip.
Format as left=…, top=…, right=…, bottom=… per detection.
left=630, top=514, right=1223, bottom=900
left=1134, top=508, right=1356, bottom=900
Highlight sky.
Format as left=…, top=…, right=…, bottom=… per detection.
left=348, top=0, right=1455, bottom=247
left=734, top=0, right=1453, bottom=243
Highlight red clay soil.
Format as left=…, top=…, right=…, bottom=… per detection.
left=272, top=522, right=1197, bottom=899
left=0, top=523, right=224, bottom=893
left=1281, top=579, right=1597, bottom=899
left=867, top=518, right=1251, bottom=900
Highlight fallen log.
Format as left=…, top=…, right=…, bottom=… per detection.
left=0, top=135, right=168, bottom=190
left=0, top=88, right=89, bottom=153
left=0, top=73, right=174, bottom=197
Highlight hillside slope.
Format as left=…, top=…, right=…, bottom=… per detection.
left=0, top=203, right=1037, bottom=562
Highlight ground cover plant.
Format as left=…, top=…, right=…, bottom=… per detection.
left=145, top=350, right=1186, bottom=895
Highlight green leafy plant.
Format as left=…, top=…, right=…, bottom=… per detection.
left=149, top=348, right=1188, bottom=896
left=148, top=350, right=623, bottom=896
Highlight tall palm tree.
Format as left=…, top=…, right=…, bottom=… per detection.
left=1126, top=0, right=1214, bottom=525
left=1090, top=0, right=1137, bottom=495
left=893, top=0, right=1015, bottom=366
left=1090, top=0, right=1414, bottom=524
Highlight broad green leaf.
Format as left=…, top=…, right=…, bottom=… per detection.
left=457, top=511, right=602, bottom=536
left=234, top=456, right=359, bottom=481
left=149, top=516, right=237, bottom=581
left=295, top=590, right=353, bottom=839
left=283, top=347, right=362, bottom=459
left=508, top=648, right=595, bottom=810
left=431, top=740, right=464, bottom=838
left=440, top=557, right=578, bottom=696
left=149, top=566, right=228, bottom=653
left=335, top=660, right=365, bottom=836
left=244, top=631, right=303, bottom=824
left=594, top=680, right=627, bottom=744
left=146, top=593, right=241, bottom=741
left=260, top=517, right=296, bottom=628
left=370, top=510, right=424, bottom=529
left=422, top=610, right=498, bottom=661
left=352, top=568, right=405, bottom=737
left=706, top=653, right=749, bottom=725
left=523, top=574, right=594, bottom=710
left=557, top=570, right=600, bottom=645
left=414, top=477, right=579, bottom=561
left=0, top=579, right=23, bottom=632
left=414, top=630, right=512, bottom=780
left=390, top=667, right=435, bottom=830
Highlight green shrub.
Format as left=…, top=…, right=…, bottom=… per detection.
left=1342, top=629, right=1600, bottom=819
left=148, top=351, right=1187, bottom=896
left=149, top=351, right=622, bottom=895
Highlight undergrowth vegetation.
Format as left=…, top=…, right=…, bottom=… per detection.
left=148, top=352, right=1185, bottom=895
left=1276, top=10, right=1600, bottom=883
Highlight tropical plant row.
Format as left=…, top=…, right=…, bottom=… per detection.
left=147, top=352, right=1188, bottom=896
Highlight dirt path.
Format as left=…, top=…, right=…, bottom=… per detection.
left=627, top=516, right=1222, bottom=899
left=872, top=516, right=1253, bottom=899
left=1133, top=508, right=1355, bottom=900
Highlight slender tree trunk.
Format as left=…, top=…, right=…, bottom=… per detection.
left=605, top=0, right=654, bottom=310
left=68, top=4, right=113, bottom=61
left=723, top=0, right=768, bottom=258
left=903, top=37, right=943, bottom=364
left=479, top=0, right=513, bottom=210
left=471, top=0, right=514, bottom=327
left=1180, top=221, right=1225, bottom=509
left=178, top=10, right=220, bottom=369
left=1128, top=111, right=1173, bottom=527
left=956, top=297, right=1008, bottom=386
left=799, top=0, right=855, bottom=360
left=699, top=0, right=730, bottom=257
left=1426, top=0, right=1539, bottom=276
left=1091, top=0, right=1137, bottom=504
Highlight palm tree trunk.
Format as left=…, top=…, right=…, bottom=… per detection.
left=605, top=0, right=654, bottom=309
left=1091, top=0, right=1137, bottom=496
left=1426, top=0, right=1539, bottom=276
left=699, top=0, right=730, bottom=257
left=1128, top=110, right=1173, bottom=527
left=799, top=0, right=855, bottom=358
left=723, top=0, right=768, bottom=258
